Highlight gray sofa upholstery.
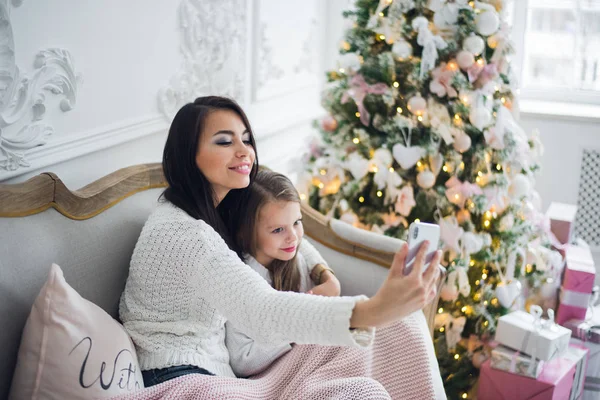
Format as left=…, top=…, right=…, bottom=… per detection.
left=0, top=189, right=162, bottom=398
left=0, top=169, right=433, bottom=398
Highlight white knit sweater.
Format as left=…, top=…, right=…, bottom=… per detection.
left=225, top=254, right=314, bottom=377
left=119, top=201, right=374, bottom=377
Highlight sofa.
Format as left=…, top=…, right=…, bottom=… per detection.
left=0, top=163, right=443, bottom=398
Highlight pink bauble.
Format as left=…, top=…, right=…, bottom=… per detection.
left=321, top=115, right=338, bottom=132
left=440, top=283, right=459, bottom=302
left=456, top=50, right=475, bottom=70
left=453, top=134, right=472, bottom=153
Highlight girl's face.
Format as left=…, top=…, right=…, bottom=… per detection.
left=254, top=200, right=304, bottom=266
left=195, top=109, right=256, bottom=204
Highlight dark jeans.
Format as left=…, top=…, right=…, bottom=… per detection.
left=142, top=365, right=215, bottom=387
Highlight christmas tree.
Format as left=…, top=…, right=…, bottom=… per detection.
left=298, top=1, right=564, bottom=398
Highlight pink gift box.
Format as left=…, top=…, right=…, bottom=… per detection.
left=478, top=345, right=588, bottom=400
left=557, top=287, right=593, bottom=325
left=546, top=203, right=577, bottom=245
left=562, top=246, right=596, bottom=294
left=564, top=305, right=600, bottom=344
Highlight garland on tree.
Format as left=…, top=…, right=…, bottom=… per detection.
left=298, top=1, right=563, bottom=398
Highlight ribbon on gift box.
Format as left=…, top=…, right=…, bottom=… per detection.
left=560, top=288, right=593, bottom=308
left=526, top=305, right=563, bottom=375
left=528, top=305, right=543, bottom=376
left=564, top=287, right=600, bottom=342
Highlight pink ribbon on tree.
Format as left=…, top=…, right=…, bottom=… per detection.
left=468, top=62, right=498, bottom=88
left=445, top=176, right=483, bottom=208
left=341, top=74, right=389, bottom=126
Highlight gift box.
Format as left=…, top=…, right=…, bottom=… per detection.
left=567, top=305, right=600, bottom=400
left=557, top=288, right=594, bottom=325
left=563, top=246, right=596, bottom=294
left=490, top=344, right=544, bottom=378
left=478, top=345, right=588, bottom=400
left=564, top=344, right=589, bottom=400
left=571, top=339, right=600, bottom=400
left=546, top=202, right=577, bottom=245
left=565, top=319, right=600, bottom=344
left=558, top=246, right=596, bottom=325
left=496, top=310, right=571, bottom=361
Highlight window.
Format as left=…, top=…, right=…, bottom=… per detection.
left=513, top=0, right=600, bottom=104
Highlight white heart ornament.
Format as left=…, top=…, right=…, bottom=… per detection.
left=495, top=280, right=522, bottom=309
left=392, top=144, right=425, bottom=170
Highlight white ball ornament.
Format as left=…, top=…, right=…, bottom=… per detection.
left=463, top=34, right=486, bottom=56
left=417, top=170, right=436, bottom=189
left=476, top=10, right=500, bottom=36
left=456, top=50, right=475, bottom=70
left=509, top=174, right=531, bottom=199
left=453, top=134, right=472, bottom=153
left=407, top=94, right=427, bottom=116
left=392, top=40, right=413, bottom=60
left=469, top=106, right=492, bottom=131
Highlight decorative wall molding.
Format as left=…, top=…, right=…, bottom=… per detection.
left=253, top=0, right=320, bottom=102
left=158, top=0, right=247, bottom=121
left=0, top=115, right=169, bottom=181
left=257, top=22, right=284, bottom=89
left=0, top=0, right=82, bottom=173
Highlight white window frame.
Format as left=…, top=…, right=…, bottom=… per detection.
left=512, top=0, right=600, bottom=106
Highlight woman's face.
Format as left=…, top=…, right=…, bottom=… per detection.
left=195, top=109, right=256, bottom=204
left=254, top=200, right=304, bottom=266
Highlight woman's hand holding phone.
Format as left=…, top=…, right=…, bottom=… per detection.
left=350, top=241, right=442, bottom=329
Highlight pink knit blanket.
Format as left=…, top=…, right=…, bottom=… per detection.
left=111, top=313, right=444, bottom=399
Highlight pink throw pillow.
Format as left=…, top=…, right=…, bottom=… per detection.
left=9, top=264, right=144, bottom=399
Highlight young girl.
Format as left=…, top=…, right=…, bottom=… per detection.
left=225, top=170, right=339, bottom=377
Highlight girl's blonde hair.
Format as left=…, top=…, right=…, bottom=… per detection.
left=236, top=170, right=302, bottom=292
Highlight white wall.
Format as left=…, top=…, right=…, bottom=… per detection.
left=4, top=0, right=599, bottom=254
left=1, top=0, right=330, bottom=188
left=519, top=112, right=600, bottom=270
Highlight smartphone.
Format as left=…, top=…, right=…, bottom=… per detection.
left=405, top=222, right=440, bottom=274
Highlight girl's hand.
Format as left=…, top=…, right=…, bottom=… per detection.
left=307, top=271, right=341, bottom=297
left=350, top=241, right=442, bottom=328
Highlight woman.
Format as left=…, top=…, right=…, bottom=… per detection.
left=119, top=96, right=443, bottom=396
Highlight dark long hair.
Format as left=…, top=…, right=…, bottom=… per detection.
left=236, top=170, right=302, bottom=293
left=162, top=96, right=258, bottom=255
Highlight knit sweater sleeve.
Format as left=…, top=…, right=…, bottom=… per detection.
left=225, top=321, right=292, bottom=378
left=298, top=239, right=328, bottom=270
left=188, top=220, right=374, bottom=347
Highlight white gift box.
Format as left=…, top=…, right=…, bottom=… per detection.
left=496, top=310, right=572, bottom=361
